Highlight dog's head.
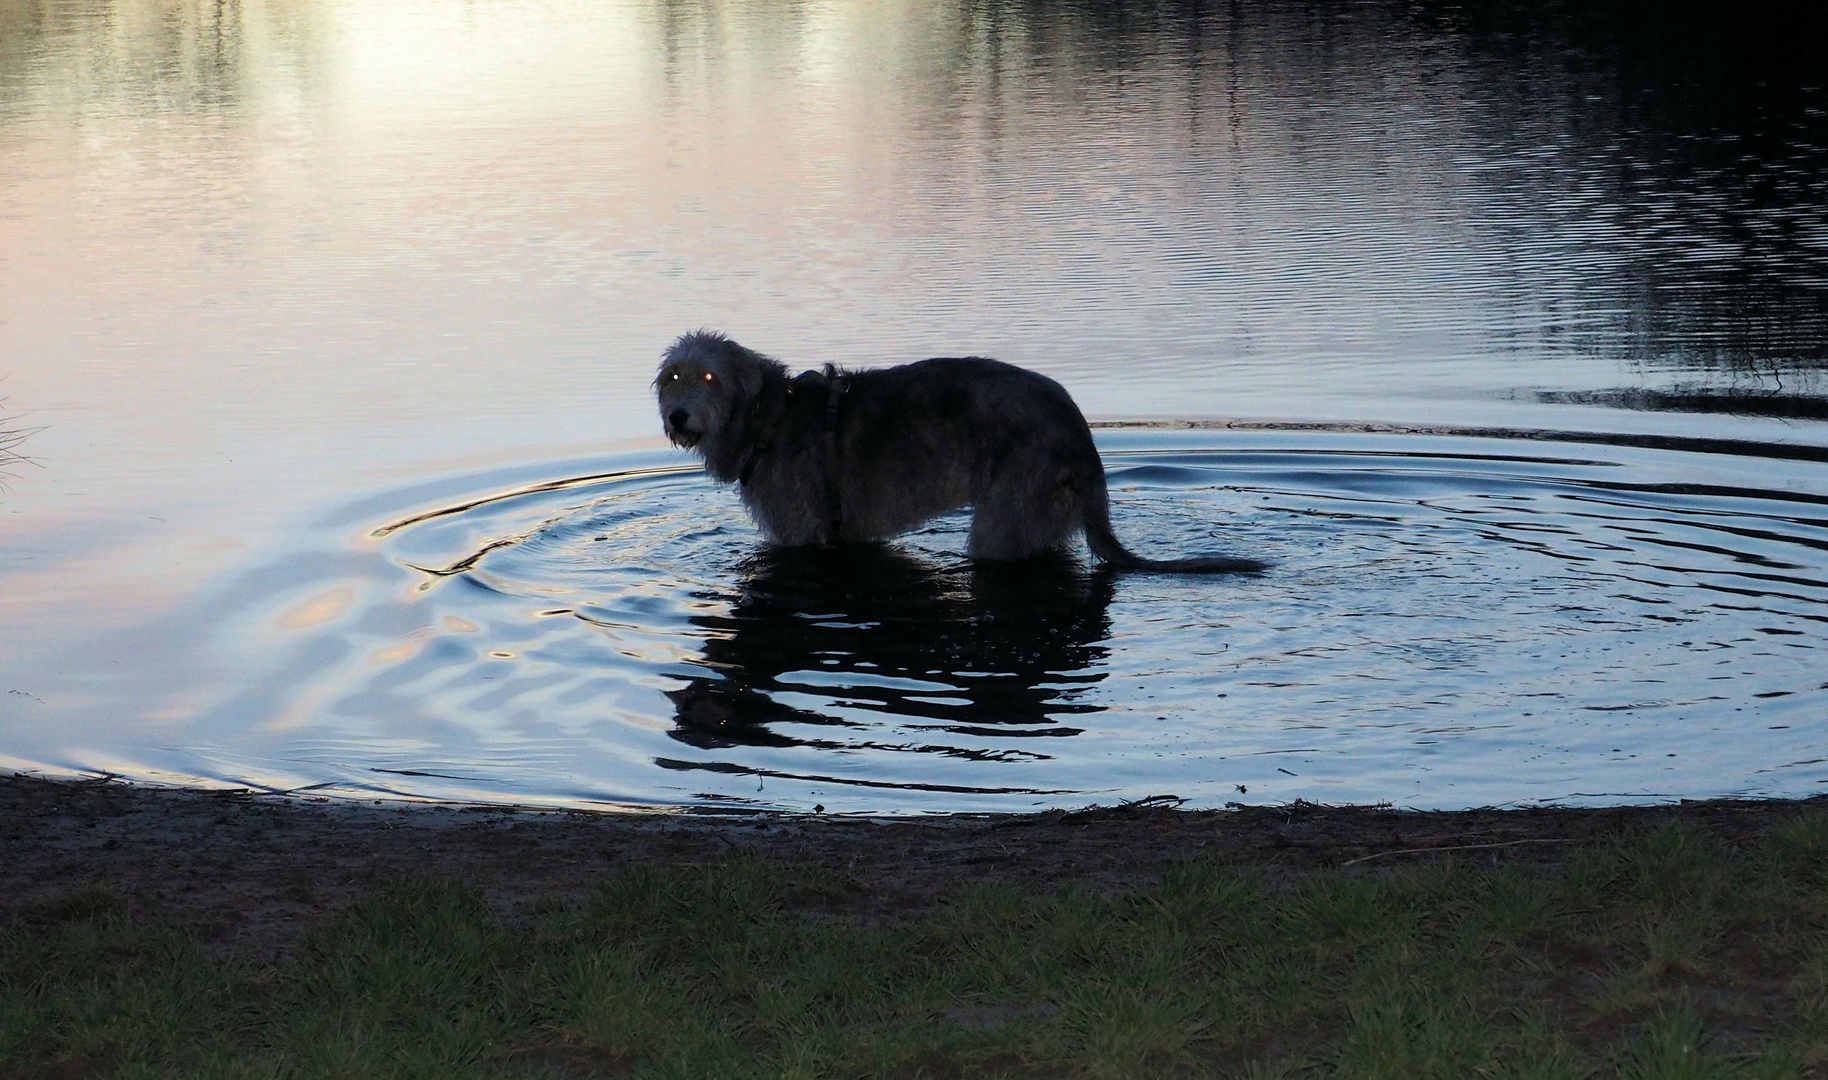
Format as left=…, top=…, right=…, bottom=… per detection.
left=654, top=330, right=769, bottom=453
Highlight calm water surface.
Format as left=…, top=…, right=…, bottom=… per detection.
left=2, top=0, right=1826, bottom=810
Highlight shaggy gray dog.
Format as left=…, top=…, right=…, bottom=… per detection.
left=654, top=330, right=1264, bottom=572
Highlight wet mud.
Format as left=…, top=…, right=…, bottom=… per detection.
left=7, top=774, right=1824, bottom=962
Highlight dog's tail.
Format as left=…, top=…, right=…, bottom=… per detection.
left=1080, top=483, right=1267, bottom=574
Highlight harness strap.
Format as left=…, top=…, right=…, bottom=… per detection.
left=736, top=435, right=765, bottom=487
left=820, top=363, right=849, bottom=545
left=735, top=382, right=787, bottom=488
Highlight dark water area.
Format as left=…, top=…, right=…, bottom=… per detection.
left=2, top=0, right=1826, bottom=810
left=1428, top=0, right=1828, bottom=376
left=1537, top=389, right=1828, bottom=421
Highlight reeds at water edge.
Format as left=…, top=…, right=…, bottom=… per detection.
left=0, top=403, right=36, bottom=487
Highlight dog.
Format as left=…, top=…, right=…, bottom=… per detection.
left=654, top=330, right=1264, bottom=572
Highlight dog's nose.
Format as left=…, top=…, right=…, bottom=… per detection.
left=668, top=408, right=689, bottom=431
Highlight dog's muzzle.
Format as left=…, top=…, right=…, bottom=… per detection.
left=666, top=408, right=701, bottom=448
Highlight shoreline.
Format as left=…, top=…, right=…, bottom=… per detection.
left=9, top=773, right=1824, bottom=961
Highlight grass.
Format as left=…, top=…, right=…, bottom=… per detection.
left=6, top=815, right=1828, bottom=1078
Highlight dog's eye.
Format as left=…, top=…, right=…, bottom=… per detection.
left=669, top=373, right=679, bottom=381
left=702, top=372, right=715, bottom=383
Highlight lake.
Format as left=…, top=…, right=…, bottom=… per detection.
left=2, top=0, right=1826, bottom=812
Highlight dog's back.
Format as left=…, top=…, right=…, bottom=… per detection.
left=804, top=358, right=1083, bottom=558
left=658, top=332, right=1264, bottom=571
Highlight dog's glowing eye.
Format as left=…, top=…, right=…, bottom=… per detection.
left=702, top=372, right=715, bottom=383
left=669, top=373, right=679, bottom=381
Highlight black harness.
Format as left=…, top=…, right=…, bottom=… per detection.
left=736, top=365, right=850, bottom=546
left=734, top=390, right=773, bottom=489
left=818, top=364, right=850, bottom=544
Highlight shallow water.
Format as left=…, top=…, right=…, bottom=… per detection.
left=2, top=0, right=1827, bottom=810
left=8, top=426, right=1825, bottom=812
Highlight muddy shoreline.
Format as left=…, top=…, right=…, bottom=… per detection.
left=7, top=774, right=1824, bottom=961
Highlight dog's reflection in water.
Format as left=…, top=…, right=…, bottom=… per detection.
left=666, top=546, right=1116, bottom=752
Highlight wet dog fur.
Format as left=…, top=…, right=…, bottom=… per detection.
left=654, top=330, right=1263, bottom=572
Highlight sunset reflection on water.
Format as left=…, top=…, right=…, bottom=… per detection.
left=2, top=0, right=1825, bottom=809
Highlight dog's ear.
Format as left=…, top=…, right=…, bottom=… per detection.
left=726, top=343, right=768, bottom=400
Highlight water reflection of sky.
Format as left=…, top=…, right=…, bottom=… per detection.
left=4, top=2, right=1824, bottom=515
left=11, top=433, right=1828, bottom=812
left=2, top=0, right=1826, bottom=808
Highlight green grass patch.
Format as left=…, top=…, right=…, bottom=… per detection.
left=7, top=815, right=1828, bottom=1078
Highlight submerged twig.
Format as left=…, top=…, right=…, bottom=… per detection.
left=0, top=392, right=41, bottom=487
left=1338, top=838, right=1573, bottom=867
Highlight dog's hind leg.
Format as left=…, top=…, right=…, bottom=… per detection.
left=966, top=469, right=1080, bottom=561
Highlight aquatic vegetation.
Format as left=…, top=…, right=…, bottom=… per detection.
left=0, top=405, right=28, bottom=485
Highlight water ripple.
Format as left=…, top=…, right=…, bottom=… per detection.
left=27, top=427, right=1816, bottom=813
